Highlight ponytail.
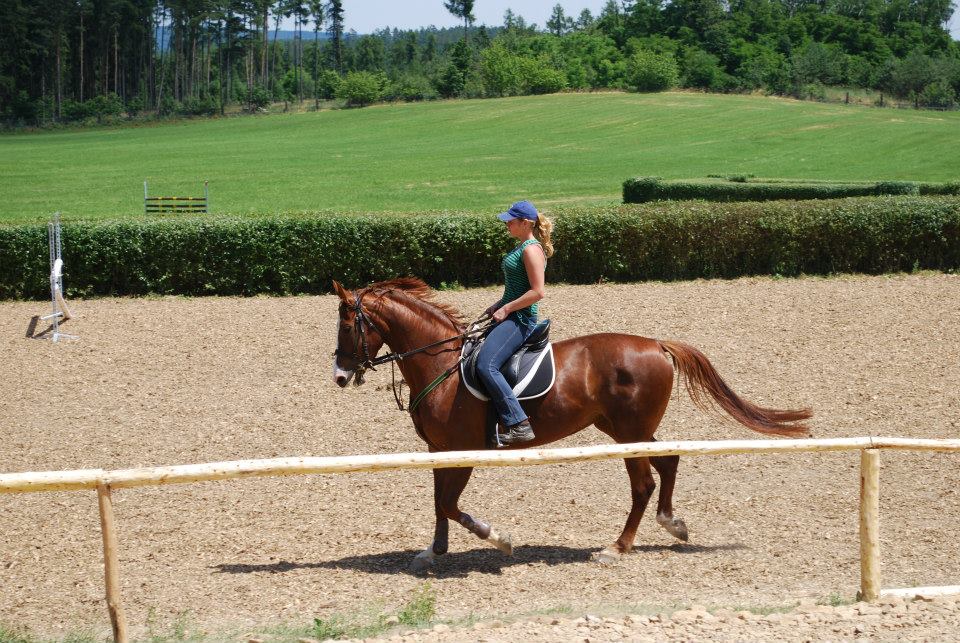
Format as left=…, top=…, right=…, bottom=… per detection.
left=533, top=213, right=554, bottom=258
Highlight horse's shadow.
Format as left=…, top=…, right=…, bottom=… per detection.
left=211, top=541, right=746, bottom=578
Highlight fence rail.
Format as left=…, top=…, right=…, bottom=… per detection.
left=3, top=436, right=959, bottom=642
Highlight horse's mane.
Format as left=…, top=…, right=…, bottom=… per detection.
left=362, top=277, right=466, bottom=330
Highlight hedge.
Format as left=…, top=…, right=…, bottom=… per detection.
left=2, top=196, right=959, bottom=299
left=0, top=215, right=512, bottom=299
left=623, top=177, right=960, bottom=203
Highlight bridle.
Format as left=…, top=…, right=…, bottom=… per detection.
left=333, top=292, right=388, bottom=374
left=333, top=290, right=493, bottom=411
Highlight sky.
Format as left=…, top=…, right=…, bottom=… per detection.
left=313, top=1, right=960, bottom=40
left=333, top=1, right=610, bottom=33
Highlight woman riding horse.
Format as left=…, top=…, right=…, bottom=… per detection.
left=332, top=243, right=811, bottom=574
left=479, top=200, right=554, bottom=445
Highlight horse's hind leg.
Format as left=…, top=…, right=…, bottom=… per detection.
left=594, top=455, right=656, bottom=563
left=410, top=467, right=512, bottom=573
left=651, top=453, right=688, bottom=541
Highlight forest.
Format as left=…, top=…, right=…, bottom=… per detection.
left=1, top=0, right=958, bottom=126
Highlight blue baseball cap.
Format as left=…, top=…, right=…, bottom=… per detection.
left=497, top=200, right=539, bottom=222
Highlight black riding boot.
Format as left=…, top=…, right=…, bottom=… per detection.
left=499, top=419, right=535, bottom=445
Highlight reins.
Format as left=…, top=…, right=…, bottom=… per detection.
left=334, top=292, right=494, bottom=412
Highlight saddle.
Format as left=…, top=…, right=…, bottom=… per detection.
left=460, top=320, right=556, bottom=447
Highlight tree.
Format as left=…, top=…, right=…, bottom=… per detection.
left=681, top=46, right=722, bottom=88
left=355, top=36, right=385, bottom=72
left=421, top=32, right=437, bottom=63
left=291, top=1, right=312, bottom=104
left=662, top=0, right=727, bottom=41
left=547, top=4, right=574, bottom=36
left=309, top=0, right=325, bottom=108
left=885, top=50, right=940, bottom=96
left=918, top=79, right=956, bottom=109
left=597, top=0, right=627, bottom=46
left=626, top=0, right=664, bottom=38
left=474, top=25, right=491, bottom=49
left=269, top=0, right=290, bottom=95
left=575, top=9, right=595, bottom=31
left=401, top=30, right=419, bottom=66
left=335, top=70, right=381, bottom=106
left=436, top=63, right=465, bottom=97
left=480, top=43, right=522, bottom=95
left=444, top=0, right=475, bottom=42
left=328, top=0, right=345, bottom=72
left=627, top=49, right=679, bottom=91
left=316, top=68, right=341, bottom=98
left=517, top=57, right=568, bottom=93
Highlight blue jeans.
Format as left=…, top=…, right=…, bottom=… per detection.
left=476, top=313, right=537, bottom=427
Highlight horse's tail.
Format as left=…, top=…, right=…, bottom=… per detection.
left=658, top=340, right=812, bottom=437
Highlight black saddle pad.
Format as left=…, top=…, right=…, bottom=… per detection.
left=460, top=334, right=556, bottom=402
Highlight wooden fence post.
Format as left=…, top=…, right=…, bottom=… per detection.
left=859, top=449, right=881, bottom=601
left=97, top=484, right=128, bottom=643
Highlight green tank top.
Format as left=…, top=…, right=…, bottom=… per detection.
left=501, top=239, right=544, bottom=324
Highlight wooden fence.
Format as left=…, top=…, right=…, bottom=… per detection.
left=2, top=436, right=960, bottom=642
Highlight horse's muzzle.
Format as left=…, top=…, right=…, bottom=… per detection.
left=333, top=362, right=367, bottom=387
left=333, top=361, right=354, bottom=388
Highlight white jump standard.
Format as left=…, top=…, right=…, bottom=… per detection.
left=39, top=211, right=77, bottom=342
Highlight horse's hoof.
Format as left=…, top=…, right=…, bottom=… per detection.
left=657, top=514, right=689, bottom=542
left=488, top=527, right=513, bottom=555
left=592, top=547, right=620, bottom=565
left=409, top=552, right=434, bottom=574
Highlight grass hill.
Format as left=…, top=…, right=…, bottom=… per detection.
left=1, top=91, right=959, bottom=223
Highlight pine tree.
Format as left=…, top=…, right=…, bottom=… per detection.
left=309, top=0, right=324, bottom=109
left=443, top=0, right=475, bottom=42
left=547, top=4, right=573, bottom=36
left=328, top=0, right=344, bottom=72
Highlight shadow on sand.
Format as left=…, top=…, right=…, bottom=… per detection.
left=212, top=541, right=747, bottom=578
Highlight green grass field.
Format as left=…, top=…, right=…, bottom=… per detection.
left=2, top=91, right=959, bottom=223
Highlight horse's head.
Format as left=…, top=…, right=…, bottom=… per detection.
left=331, top=280, right=387, bottom=388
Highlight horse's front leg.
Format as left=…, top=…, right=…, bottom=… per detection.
left=410, top=469, right=452, bottom=573
left=409, top=467, right=512, bottom=573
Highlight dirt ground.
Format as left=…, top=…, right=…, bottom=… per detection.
left=2, top=273, right=959, bottom=641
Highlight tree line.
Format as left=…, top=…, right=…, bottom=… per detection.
left=1, top=0, right=959, bottom=126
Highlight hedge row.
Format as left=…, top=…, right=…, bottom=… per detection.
left=2, top=196, right=959, bottom=299
left=623, top=177, right=960, bottom=203
left=0, top=215, right=512, bottom=299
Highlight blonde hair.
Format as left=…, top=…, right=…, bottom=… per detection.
left=533, top=213, right=554, bottom=258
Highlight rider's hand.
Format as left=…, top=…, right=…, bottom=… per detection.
left=492, top=307, right=509, bottom=322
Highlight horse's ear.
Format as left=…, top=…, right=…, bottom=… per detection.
left=332, top=280, right=353, bottom=303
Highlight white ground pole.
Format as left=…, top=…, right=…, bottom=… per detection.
left=39, top=212, right=77, bottom=342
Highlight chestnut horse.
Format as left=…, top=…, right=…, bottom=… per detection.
left=331, top=278, right=811, bottom=572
